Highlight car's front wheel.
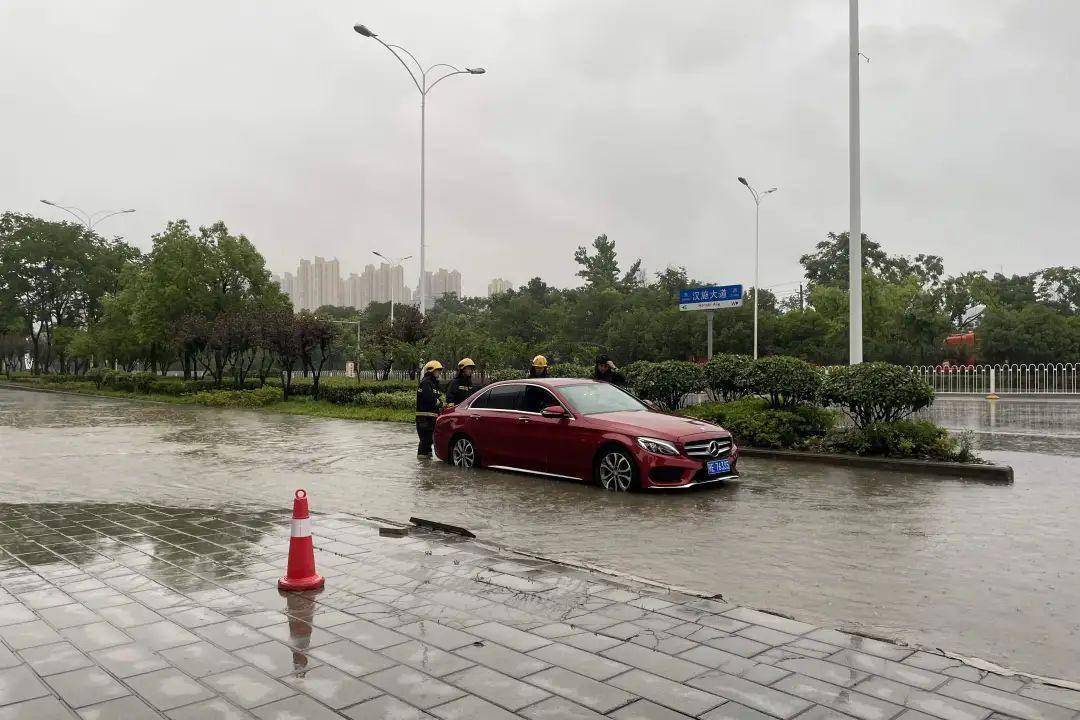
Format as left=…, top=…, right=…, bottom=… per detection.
left=450, top=435, right=479, bottom=468
left=596, top=447, right=637, bottom=492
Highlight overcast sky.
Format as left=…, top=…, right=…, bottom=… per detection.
left=2, top=1, right=1078, bottom=299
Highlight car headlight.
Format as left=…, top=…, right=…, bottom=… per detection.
left=636, top=437, right=679, bottom=456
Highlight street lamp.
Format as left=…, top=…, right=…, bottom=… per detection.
left=849, top=0, right=863, bottom=364
left=353, top=23, right=485, bottom=317
left=40, top=200, right=135, bottom=231
left=737, top=177, right=778, bottom=359
left=372, top=251, right=412, bottom=327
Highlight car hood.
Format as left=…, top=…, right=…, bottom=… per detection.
left=588, top=411, right=728, bottom=440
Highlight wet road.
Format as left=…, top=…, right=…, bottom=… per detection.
left=1, top=388, right=1077, bottom=680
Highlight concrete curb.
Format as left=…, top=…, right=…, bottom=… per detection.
left=739, top=447, right=1014, bottom=483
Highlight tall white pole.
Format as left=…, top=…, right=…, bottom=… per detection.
left=419, top=94, right=427, bottom=317
left=848, top=0, right=863, bottom=364
left=390, top=276, right=396, bottom=327
left=753, top=200, right=760, bottom=360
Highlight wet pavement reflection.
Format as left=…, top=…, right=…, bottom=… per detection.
left=0, top=389, right=1077, bottom=680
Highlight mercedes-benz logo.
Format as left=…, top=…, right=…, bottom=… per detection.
left=707, top=440, right=722, bottom=457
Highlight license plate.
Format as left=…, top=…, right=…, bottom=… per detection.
left=706, top=459, right=731, bottom=475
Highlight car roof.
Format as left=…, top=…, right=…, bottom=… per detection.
left=489, top=377, right=595, bottom=388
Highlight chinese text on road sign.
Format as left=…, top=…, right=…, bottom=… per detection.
left=679, top=284, right=744, bottom=311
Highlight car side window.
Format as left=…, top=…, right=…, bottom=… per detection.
left=474, top=385, right=522, bottom=411
left=523, top=386, right=559, bottom=414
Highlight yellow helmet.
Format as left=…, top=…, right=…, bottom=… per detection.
left=531, top=355, right=549, bottom=368
left=458, top=357, right=476, bottom=370
left=423, top=360, right=443, bottom=374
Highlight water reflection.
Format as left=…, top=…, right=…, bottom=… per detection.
left=1, top=389, right=1078, bottom=679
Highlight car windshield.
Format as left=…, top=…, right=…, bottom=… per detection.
left=559, top=383, right=647, bottom=415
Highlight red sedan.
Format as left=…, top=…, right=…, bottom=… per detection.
left=433, top=378, right=739, bottom=491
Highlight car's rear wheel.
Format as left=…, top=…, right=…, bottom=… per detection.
left=596, top=447, right=637, bottom=492
left=450, top=435, right=479, bottom=468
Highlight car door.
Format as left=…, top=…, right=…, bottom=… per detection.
left=467, top=384, right=524, bottom=467
left=516, top=385, right=570, bottom=474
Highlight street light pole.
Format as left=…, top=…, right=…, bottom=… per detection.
left=737, top=178, right=778, bottom=359
left=372, top=251, right=412, bottom=328
left=40, top=200, right=135, bottom=231
left=353, top=23, right=484, bottom=317
left=849, top=0, right=864, bottom=364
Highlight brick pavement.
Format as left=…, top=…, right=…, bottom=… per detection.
left=0, top=503, right=1077, bottom=720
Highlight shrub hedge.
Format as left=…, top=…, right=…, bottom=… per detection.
left=748, top=355, right=823, bottom=409
left=821, top=362, right=934, bottom=427
left=623, top=360, right=705, bottom=411
left=809, top=420, right=978, bottom=463
left=703, top=354, right=755, bottom=401
left=683, top=398, right=837, bottom=449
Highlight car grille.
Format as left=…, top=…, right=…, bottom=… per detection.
left=683, top=438, right=733, bottom=459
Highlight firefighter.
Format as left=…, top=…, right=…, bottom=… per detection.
left=447, top=358, right=477, bottom=406
left=593, top=354, right=627, bottom=387
left=528, top=355, right=550, bottom=378
left=415, top=360, right=444, bottom=456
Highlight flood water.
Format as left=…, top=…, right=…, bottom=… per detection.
left=0, top=388, right=1077, bottom=680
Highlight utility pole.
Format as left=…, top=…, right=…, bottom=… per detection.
left=848, top=0, right=864, bottom=364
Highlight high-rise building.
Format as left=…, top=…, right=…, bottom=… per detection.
left=283, top=257, right=418, bottom=311
left=414, top=268, right=462, bottom=306
left=487, top=278, right=512, bottom=297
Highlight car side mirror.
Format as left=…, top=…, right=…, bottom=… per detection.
left=541, top=405, right=568, bottom=418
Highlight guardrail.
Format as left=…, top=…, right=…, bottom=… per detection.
left=908, top=363, right=1080, bottom=395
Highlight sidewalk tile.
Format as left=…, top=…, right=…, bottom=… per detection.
left=161, top=640, right=245, bottom=677
left=1019, top=683, right=1080, bottom=711
left=722, top=609, right=816, bottom=636
left=0, top=665, right=51, bottom=706
left=611, top=669, right=727, bottom=717
left=529, top=642, right=630, bottom=681
left=937, top=679, right=1075, bottom=720
left=60, top=621, right=131, bottom=652
left=444, top=665, right=550, bottom=711
left=126, top=668, right=214, bottom=711
left=165, top=697, right=253, bottom=720
left=236, top=640, right=322, bottom=678
left=38, top=603, right=101, bottom=629
left=701, top=701, right=775, bottom=720
left=0, top=697, right=78, bottom=720
left=96, top=603, right=163, bottom=629
left=18, top=641, right=93, bottom=676
left=204, top=666, right=296, bottom=709
left=829, top=650, right=947, bottom=690
left=332, top=618, right=409, bottom=650
left=456, top=640, right=549, bottom=678
left=382, top=640, right=474, bottom=677
left=366, top=665, right=466, bottom=709
left=126, top=620, right=199, bottom=651
left=855, top=676, right=990, bottom=720
left=282, top=665, right=381, bottom=708
left=0, top=620, right=62, bottom=649
left=396, top=621, right=480, bottom=651
left=601, top=643, right=708, bottom=683
left=467, top=622, right=551, bottom=653
left=89, top=644, right=169, bottom=678
left=252, top=695, right=341, bottom=720
left=78, top=696, right=161, bottom=720
left=527, top=666, right=637, bottom=714
left=44, top=667, right=129, bottom=708
left=688, top=671, right=813, bottom=719
left=611, top=698, right=698, bottom=719
left=773, top=674, right=902, bottom=720
left=194, top=620, right=267, bottom=650
left=521, top=696, right=608, bottom=719
left=342, top=695, right=432, bottom=719
left=309, top=640, right=396, bottom=676
left=774, top=657, right=869, bottom=687
left=429, top=695, right=518, bottom=720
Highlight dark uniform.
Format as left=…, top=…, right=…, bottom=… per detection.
left=594, top=355, right=628, bottom=387
left=446, top=373, right=475, bottom=406
left=528, top=366, right=549, bottom=379
left=416, top=372, right=443, bottom=456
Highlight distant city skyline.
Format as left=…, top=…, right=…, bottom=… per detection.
left=488, top=278, right=513, bottom=297
left=279, top=257, right=463, bottom=312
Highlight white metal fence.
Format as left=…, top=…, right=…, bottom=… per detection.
left=908, top=363, right=1080, bottom=395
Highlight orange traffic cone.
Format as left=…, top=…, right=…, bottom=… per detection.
left=278, top=489, right=325, bottom=592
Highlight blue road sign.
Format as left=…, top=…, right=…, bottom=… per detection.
left=679, top=284, right=744, bottom=311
